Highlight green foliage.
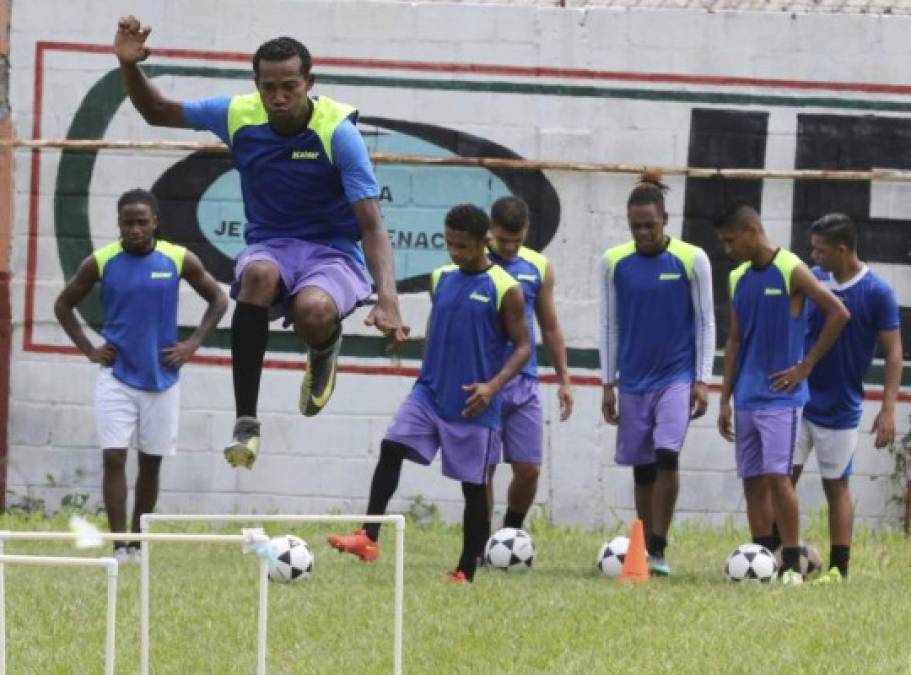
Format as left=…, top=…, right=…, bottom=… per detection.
left=0, top=513, right=909, bottom=673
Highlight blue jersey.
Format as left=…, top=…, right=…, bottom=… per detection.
left=182, top=94, right=379, bottom=264
left=730, top=249, right=808, bottom=410
left=94, top=240, right=185, bottom=392
left=804, top=266, right=900, bottom=429
left=415, top=264, right=519, bottom=430
left=603, top=238, right=702, bottom=394
left=488, top=246, right=546, bottom=380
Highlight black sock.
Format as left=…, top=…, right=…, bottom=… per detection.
left=830, top=545, right=850, bottom=577
left=647, top=533, right=667, bottom=558
left=457, top=482, right=490, bottom=582
left=753, top=534, right=777, bottom=552
left=503, top=507, right=525, bottom=530
left=231, top=302, right=269, bottom=418
left=363, top=441, right=406, bottom=542
left=781, top=546, right=801, bottom=574
left=769, top=522, right=782, bottom=552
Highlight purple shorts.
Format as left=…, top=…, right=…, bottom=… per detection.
left=615, top=383, right=691, bottom=466
left=735, top=407, right=801, bottom=479
left=384, top=390, right=500, bottom=485
left=232, top=238, right=371, bottom=323
left=488, top=375, right=544, bottom=465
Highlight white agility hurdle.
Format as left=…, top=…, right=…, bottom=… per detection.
left=142, top=514, right=406, bottom=675
left=0, top=547, right=118, bottom=675
left=0, top=530, right=268, bottom=674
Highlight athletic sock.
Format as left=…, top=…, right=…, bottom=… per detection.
left=781, top=546, right=801, bottom=574
left=364, top=442, right=405, bottom=542
left=830, top=545, right=850, bottom=578
left=231, top=302, right=269, bottom=418
left=753, top=534, right=777, bottom=552
left=457, top=483, right=489, bottom=581
left=647, top=533, right=667, bottom=558
left=503, top=507, right=526, bottom=530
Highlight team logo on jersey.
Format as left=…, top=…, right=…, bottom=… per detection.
left=150, top=271, right=173, bottom=279
left=659, top=273, right=682, bottom=281
left=291, top=150, right=319, bottom=160
left=469, top=292, right=491, bottom=303
left=517, top=273, right=537, bottom=281
left=764, top=287, right=783, bottom=295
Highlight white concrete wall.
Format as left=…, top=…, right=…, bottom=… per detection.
left=5, top=0, right=910, bottom=529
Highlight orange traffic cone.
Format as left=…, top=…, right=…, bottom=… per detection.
left=619, top=518, right=649, bottom=584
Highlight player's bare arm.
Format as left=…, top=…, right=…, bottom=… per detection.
left=536, top=261, right=574, bottom=421
left=463, top=285, right=530, bottom=418
left=769, top=263, right=849, bottom=393
left=160, top=251, right=228, bottom=369
left=354, top=198, right=410, bottom=349
left=53, top=256, right=116, bottom=366
left=718, top=306, right=740, bottom=442
left=872, top=328, right=903, bottom=448
left=114, top=16, right=188, bottom=128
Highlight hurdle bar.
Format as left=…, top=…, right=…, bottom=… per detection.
left=0, top=545, right=118, bottom=675
left=0, top=530, right=268, bottom=675
left=142, top=514, right=406, bottom=675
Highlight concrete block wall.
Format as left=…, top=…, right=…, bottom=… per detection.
left=5, top=0, right=910, bottom=530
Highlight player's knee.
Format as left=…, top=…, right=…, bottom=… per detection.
left=294, top=290, right=338, bottom=330
left=822, top=477, right=851, bottom=500
left=633, top=463, right=657, bottom=486
left=239, top=261, right=280, bottom=295
left=655, top=449, right=679, bottom=472
left=512, top=462, right=540, bottom=485
left=102, top=449, right=126, bottom=472
left=137, top=451, right=162, bottom=475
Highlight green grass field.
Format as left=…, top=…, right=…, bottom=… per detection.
left=1, top=511, right=910, bottom=674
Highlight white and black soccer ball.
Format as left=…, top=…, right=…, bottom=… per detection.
left=596, top=536, right=629, bottom=578
left=774, top=542, right=822, bottom=580
left=484, top=528, right=535, bottom=572
left=267, top=535, right=313, bottom=583
left=725, top=543, right=778, bottom=583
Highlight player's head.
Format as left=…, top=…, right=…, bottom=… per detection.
left=489, top=195, right=529, bottom=260
left=253, top=37, right=315, bottom=126
left=627, top=170, right=669, bottom=255
left=714, top=201, right=763, bottom=261
left=810, top=213, right=857, bottom=272
left=444, top=203, right=490, bottom=270
left=117, top=188, right=159, bottom=254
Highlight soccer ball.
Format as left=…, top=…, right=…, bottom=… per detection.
left=725, top=543, right=778, bottom=583
left=596, top=536, right=629, bottom=578
left=483, top=528, right=535, bottom=572
left=267, top=535, right=313, bottom=583
left=774, top=542, right=822, bottom=579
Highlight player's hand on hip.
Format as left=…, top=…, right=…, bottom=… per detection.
left=558, top=383, right=574, bottom=421
left=462, top=382, right=494, bottom=418
left=718, top=400, right=734, bottom=442
left=690, top=382, right=709, bottom=420
left=871, top=407, right=896, bottom=449
left=89, top=343, right=117, bottom=367
left=160, top=340, right=198, bottom=370
left=114, top=15, right=152, bottom=65
left=601, top=384, right=618, bottom=425
left=364, top=299, right=410, bottom=351
left=769, top=361, right=811, bottom=393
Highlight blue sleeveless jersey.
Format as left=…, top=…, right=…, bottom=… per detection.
left=415, top=264, right=519, bottom=430
left=183, top=95, right=378, bottom=264
left=489, top=246, right=546, bottom=380
left=804, top=266, right=900, bottom=429
left=605, top=238, right=700, bottom=394
left=95, top=240, right=185, bottom=392
left=730, top=249, right=808, bottom=410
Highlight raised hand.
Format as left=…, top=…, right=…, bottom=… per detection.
left=114, top=15, right=152, bottom=65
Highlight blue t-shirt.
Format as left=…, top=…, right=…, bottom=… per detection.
left=803, top=266, right=900, bottom=429
left=604, top=238, right=701, bottom=394
left=94, top=240, right=185, bottom=392
left=415, top=264, right=519, bottom=430
left=182, top=94, right=378, bottom=264
left=730, top=249, right=809, bottom=411
left=488, top=246, right=547, bottom=380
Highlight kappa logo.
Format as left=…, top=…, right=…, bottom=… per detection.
left=659, top=273, right=681, bottom=281
left=150, top=271, right=173, bottom=279
left=516, top=273, right=537, bottom=281
left=469, top=292, right=491, bottom=303
left=291, top=150, right=319, bottom=160
left=764, top=287, right=783, bottom=296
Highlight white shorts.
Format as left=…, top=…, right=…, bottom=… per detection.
left=794, top=418, right=857, bottom=480
left=95, top=368, right=180, bottom=456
